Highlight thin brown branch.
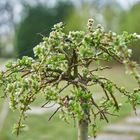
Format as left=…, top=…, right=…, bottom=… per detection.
left=41, top=100, right=50, bottom=108
left=100, top=83, right=110, bottom=100
left=100, top=45, right=123, bottom=64
left=91, top=97, right=108, bottom=123
left=48, top=106, right=61, bottom=121
left=58, top=82, right=71, bottom=94
left=90, top=66, right=111, bottom=72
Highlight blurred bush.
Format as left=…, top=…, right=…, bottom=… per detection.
left=119, top=2, right=140, bottom=62
left=102, top=1, right=123, bottom=31
left=15, top=1, right=74, bottom=58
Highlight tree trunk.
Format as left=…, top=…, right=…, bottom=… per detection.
left=78, top=119, right=88, bottom=140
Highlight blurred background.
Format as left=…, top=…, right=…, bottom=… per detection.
left=0, top=0, right=140, bottom=62
left=0, top=0, right=140, bottom=140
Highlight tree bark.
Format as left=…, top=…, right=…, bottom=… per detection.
left=78, top=119, right=88, bottom=140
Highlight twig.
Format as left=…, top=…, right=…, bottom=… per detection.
left=58, top=83, right=70, bottom=94
left=48, top=107, right=61, bottom=121
left=90, top=66, right=111, bottom=72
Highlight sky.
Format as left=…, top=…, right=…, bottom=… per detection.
left=116, top=0, right=140, bottom=9
left=28, top=0, right=140, bottom=9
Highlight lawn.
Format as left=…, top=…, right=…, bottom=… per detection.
left=0, top=66, right=138, bottom=140
left=1, top=111, right=77, bottom=140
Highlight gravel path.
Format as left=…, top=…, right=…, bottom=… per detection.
left=89, top=109, right=140, bottom=140
left=90, top=134, right=136, bottom=140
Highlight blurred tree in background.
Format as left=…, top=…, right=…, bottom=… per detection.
left=0, top=42, right=2, bottom=56
left=15, top=1, right=74, bottom=57
left=65, top=4, right=91, bottom=32
left=102, top=0, right=122, bottom=31
left=0, top=0, right=15, bottom=58
left=119, top=2, right=140, bottom=62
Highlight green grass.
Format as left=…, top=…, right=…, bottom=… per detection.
left=1, top=111, right=77, bottom=140
left=137, top=136, right=140, bottom=140
left=0, top=66, right=138, bottom=140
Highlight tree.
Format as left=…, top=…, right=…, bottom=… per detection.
left=0, top=19, right=140, bottom=140
left=0, top=0, right=16, bottom=57
left=65, top=4, right=92, bottom=32
left=0, top=0, right=15, bottom=36
left=15, top=1, right=74, bottom=57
